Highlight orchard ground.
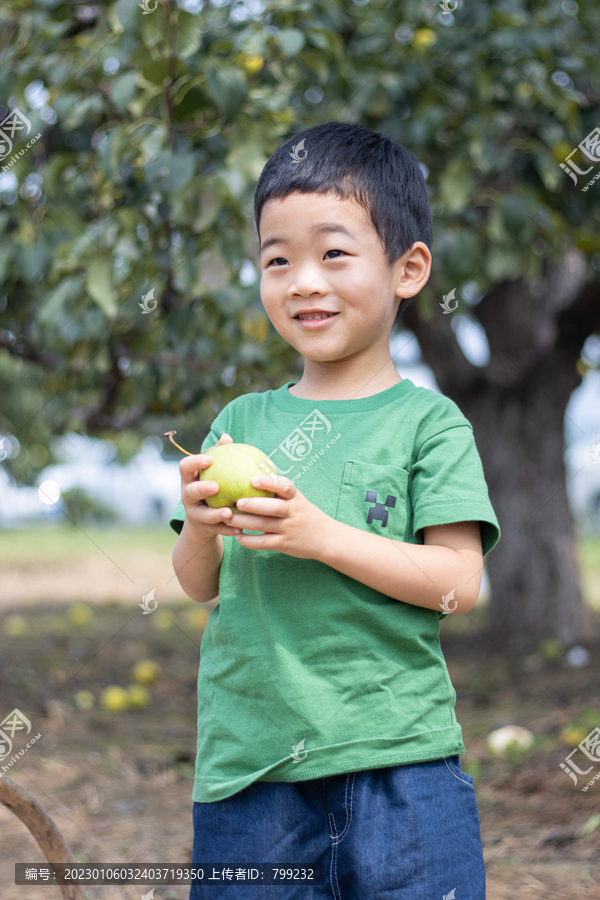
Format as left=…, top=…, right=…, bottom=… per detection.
left=1, top=526, right=600, bottom=900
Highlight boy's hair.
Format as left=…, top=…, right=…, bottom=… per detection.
left=253, top=120, right=433, bottom=316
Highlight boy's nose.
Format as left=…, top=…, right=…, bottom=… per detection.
left=288, top=271, right=329, bottom=298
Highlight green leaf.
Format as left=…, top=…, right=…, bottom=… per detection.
left=173, top=86, right=207, bottom=122
left=206, top=65, right=247, bottom=123
left=144, top=151, right=196, bottom=195
left=115, top=0, right=141, bottom=33
left=196, top=248, right=231, bottom=291
left=86, top=256, right=117, bottom=318
left=277, top=28, right=306, bottom=57
left=302, top=49, right=329, bottom=83
left=500, top=194, right=531, bottom=237
left=307, top=32, right=329, bottom=51
left=16, top=240, right=51, bottom=284
left=226, top=142, right=268, bottom=182
left=142, top=58, right=170, bottom=85
left=193, top=186, right=220, bottom=232
left=484, top=248, right=526, bottom=282
left=176, top=11, right=202, bottom=59
left=110, top=71, right=139, bottom=112
left=38, top=277, right=82, bottom=325
left=438, top=159, right=474, bottom=214
left=436, top=230, right=480, bottom=283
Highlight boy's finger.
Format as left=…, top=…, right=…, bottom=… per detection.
left=185, top=479, right=220, bottom=504
left=179, top=453, right=214, bottom=484
left=251, top=474, right=295, bottom=495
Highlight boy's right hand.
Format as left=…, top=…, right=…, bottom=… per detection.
left=179, top=433, right=242, bottom=538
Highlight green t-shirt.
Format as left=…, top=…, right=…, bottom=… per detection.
left=169, top=377, right=501, bottom=803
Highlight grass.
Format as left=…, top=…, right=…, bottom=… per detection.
left=577, top=535, right=600, bottom=611
left=0, top=524, right=178, bottom=564
left=1, top=526, right=599, bottom=609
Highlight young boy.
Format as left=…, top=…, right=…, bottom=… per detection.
left=170, top=121, right=500, bottom=899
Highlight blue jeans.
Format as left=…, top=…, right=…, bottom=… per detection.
left=189, top=756, right=485, bottom=899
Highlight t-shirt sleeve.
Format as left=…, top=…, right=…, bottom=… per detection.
left=410, top=423, right=501, bottom=558
left=168, top=410, right=230, bottom=536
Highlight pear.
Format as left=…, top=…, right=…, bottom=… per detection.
left=101, top=685, right=130, bottom=713
left=165, top=431, right=277, bottom=511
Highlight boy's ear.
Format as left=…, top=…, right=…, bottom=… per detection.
left=394, top=242, right=431, bottom=301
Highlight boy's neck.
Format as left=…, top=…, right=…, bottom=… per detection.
left=288, top=363, right=403, bottom=401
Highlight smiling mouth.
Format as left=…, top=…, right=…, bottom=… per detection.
left=294, top=312, right=339, bottom=320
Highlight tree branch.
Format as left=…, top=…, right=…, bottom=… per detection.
left=0, top=330, right=57, bottom=368
left=471, top=249, right=593, bottom=386
left=125, top=350, right=213, bottom=370
left=85, top=339, right=124, bottom=431
left=400, top=292, right=480, bottom=395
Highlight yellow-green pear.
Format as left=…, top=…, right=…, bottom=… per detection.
left=200, top=443, right=277, bottom=511
left=165, top=432, right=277, bottom=511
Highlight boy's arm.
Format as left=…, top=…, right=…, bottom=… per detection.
left=318, top=520, right=483, bottom=614
left=172, top=520, right=224, bottom=604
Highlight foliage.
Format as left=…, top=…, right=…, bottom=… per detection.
left=0, top=0, right=599, bottom=484
left=60, top=485, right=117, bottom=525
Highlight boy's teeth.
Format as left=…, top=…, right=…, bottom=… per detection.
left=298, top=313, right=333, bottom=320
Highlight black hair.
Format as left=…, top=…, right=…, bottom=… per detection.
left=253, top=120, right=433, bottom=316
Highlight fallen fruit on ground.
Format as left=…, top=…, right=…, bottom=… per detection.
left=101, top=685, right=130, bottom=713
left=74, top=689, right=95, bottom=710
left=128, top=684, right=151, bottom=709
left=487, top=725, right=534, bottom=756
left=131, top=659, right=161, bottom=684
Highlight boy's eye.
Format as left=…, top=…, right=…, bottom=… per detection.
left=266, top=250, right=346, bottom=267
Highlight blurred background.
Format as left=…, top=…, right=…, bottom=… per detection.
left=1, top=0, right=600, bottom=897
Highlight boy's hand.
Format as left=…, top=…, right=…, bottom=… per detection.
left=228, top=475, right=330, bottom=560
left=179, top=433, right=244, bottom=539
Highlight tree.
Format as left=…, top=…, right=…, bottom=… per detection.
left=0, top=0, right=599, bottom=651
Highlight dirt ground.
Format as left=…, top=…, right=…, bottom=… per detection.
left=1, top=561, right=600, bottom=899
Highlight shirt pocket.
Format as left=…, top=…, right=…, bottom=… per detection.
left=334, top=460, right=410, bottom=543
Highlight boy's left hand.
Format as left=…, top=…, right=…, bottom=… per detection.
left=228, top=474, right=330, bottom=560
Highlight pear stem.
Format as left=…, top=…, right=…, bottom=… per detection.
left=164, top=431, right=193, bottom=456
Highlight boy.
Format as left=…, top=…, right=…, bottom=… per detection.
left=170, top=121, right=501, bottom=899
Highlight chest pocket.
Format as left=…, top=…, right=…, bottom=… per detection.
left=334, top=460, right=410, bottom=543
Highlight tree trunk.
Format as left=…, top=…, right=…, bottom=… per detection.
left=455, top=353, right=592, bottom=654
left=401, top=250, right=600, bottom=654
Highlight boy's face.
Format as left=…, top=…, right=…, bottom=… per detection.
left=258, top=191, right=430, bottom=367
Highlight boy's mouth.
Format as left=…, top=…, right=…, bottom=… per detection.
left=293, top=310, right=339, bottom=321
left=293, top=311, right=339, bottom=329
